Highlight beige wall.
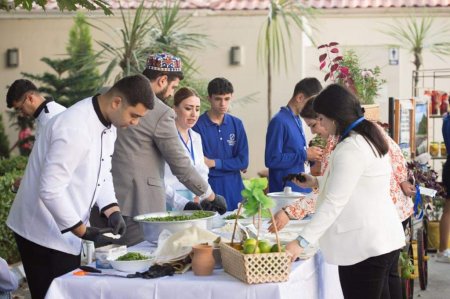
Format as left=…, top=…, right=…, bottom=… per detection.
left=1, top=7, right=450, bottom=178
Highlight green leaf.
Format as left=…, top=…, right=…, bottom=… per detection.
left=253, top=177, right=268, bottom=190
left=241, top=189, right=253, bottom=199
left=259, top=194, right=275, bottom=209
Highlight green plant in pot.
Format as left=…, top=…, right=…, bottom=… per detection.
left=407, top=161, right=447, bottom=250
left=318, top=42, right=385, bottom=105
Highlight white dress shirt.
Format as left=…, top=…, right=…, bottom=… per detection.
left=300, top=133, right=405, bottom=265
left=7, top=97, right=118, bottom=255
left=164, top=129, right=211, bottom=210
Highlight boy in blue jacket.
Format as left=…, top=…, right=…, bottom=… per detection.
left=265, top=78, right=323, bottom=193
left=193, top=78, right=249, bottom=210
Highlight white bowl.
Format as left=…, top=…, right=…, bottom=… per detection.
left=134, top=211, right=217, bottom=244
left=267, top=191, right=305, bottom=213
left=108, top=252, right=155, bottom=273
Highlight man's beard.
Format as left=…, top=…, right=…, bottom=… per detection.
left=155, top=85, right=169, bottom=102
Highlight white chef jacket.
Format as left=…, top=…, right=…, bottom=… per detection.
left=33, top=98, right=66, bottom=140
left=7, top=96, right=118, bottom=255
left=164, top=129, right=212, bottom=210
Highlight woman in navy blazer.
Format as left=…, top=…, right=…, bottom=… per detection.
left=285, top=84, right=405, bottom=299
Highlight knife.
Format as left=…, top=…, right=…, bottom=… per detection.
left=73, top=266, right=137, bottom=278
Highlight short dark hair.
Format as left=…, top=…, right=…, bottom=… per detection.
left=314, top=84, right=388, bottom=157
left=207, top=77, right=234, bottom=96
left=299, top=96, right=317, bottom=119
left=142, top=69, right=184, bottom=82
left=6, top=79, right=38, bottom=108
left=174, top=87, right=199, bottom=107
left=108, top=75, right=154, bottom=110
left=292, top=77, right=322, bottom=98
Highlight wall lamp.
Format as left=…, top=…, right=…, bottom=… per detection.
left=230, top=46, right=243, bottom=66
left=6, top=48, right=19, bottom=68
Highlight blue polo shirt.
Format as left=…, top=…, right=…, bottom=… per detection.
left=265, top=106, right=311, bottom=193
left=193, top=112, right=249, bottom=210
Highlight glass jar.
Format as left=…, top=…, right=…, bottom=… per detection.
left=430, top=142, right=440, bottom=157
left=441, top=142, right=447, bottom=157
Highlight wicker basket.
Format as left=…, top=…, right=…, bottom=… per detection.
left=220, top=242, right=291, bottom=284
left=219, top=204, right=292, bottom=284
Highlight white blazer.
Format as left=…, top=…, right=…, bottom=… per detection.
left=300, top=133, right=405, bottom=265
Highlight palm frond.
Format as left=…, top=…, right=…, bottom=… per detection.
left=257, top=0, right=316, bottom=73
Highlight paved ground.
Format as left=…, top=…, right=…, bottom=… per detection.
left=413, top=252, right=450, bottom=299
left=11, top=253, right=450, bottom=299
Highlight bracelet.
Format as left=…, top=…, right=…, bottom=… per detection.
left=281, top=207, right=293, bottom=219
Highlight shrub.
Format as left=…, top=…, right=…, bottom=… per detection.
left=0, top=169, right=25, bottom=264
left=0, top=156, right=28, bottom=176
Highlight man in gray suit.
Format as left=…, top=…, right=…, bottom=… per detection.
left=112, top=53, right=226, bottom=246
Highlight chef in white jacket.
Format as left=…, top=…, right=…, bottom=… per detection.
left=164, top=87, right=212, bottom=210
left=6, top=79, right=66, bottom=140
left=285, top=84, right=405, bottom=299
left=7, top=74, right=153, bottom=299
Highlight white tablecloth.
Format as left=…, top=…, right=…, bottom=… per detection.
left=46, top=243, right=343, bottom=299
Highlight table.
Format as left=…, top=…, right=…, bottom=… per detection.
left=46, top=243, right=343, bottom=299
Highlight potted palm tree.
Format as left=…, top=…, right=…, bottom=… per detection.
left=381, top=16, right=450, bottom=96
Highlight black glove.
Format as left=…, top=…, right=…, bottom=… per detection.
left=200, top=194, right=227, bottom=215
left=183, top=201, right=202, bottom=211
left=81, top=227, right=115, bottom=246
left=107, top=211, right=127, bottom=235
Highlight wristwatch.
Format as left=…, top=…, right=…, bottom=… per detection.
left=296, top=235, right=309, bottom=249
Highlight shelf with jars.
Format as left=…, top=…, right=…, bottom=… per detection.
left=429, top=141, right=446, bottom=159
left=412, top=69, right=450, bottom=178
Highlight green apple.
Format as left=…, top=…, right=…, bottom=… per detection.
left=243, top=244, right=260, bottom=254
left=270, top=244, right=286, bottom=253
left=258, top=240, right=272, bottom=253
left=243, top=238, right=257, bottom=247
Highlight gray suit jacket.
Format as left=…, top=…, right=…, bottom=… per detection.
left=112, top=98, right=210, bottom=217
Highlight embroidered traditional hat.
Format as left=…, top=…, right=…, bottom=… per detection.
left=146, top=53, right=182, bottom=72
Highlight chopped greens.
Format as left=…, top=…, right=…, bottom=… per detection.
left=116, top=252, right=149, bottom=261
left=143, top=211, right=212, bottom=222
left=224, top=213, right=245, bottom=220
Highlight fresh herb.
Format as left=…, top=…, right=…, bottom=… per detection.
left=116, top=252, right=149, bottom=261
left=143, top=211, right=212, bottom=222
left=241, top=178, right=274, bottom=218
left=224, top=213, right=245, bottom=220
left=310, top=135, right=327, bottom=149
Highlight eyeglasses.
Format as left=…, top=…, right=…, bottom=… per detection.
left=12, top=94, right=29, bottom=112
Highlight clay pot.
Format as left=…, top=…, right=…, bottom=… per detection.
left=191, top=244, right=215, bottom=276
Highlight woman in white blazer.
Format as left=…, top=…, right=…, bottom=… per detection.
left=285, top=84, right=405, bottom=299
left=164, top=87, right=212, bottom=210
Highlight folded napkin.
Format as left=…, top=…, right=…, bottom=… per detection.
left=154, top=226, right=219, bottom=262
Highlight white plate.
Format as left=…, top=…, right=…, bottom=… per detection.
left=267, top=191, right=306, bottom=199
left=108, top=251, right=155, bottom=273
